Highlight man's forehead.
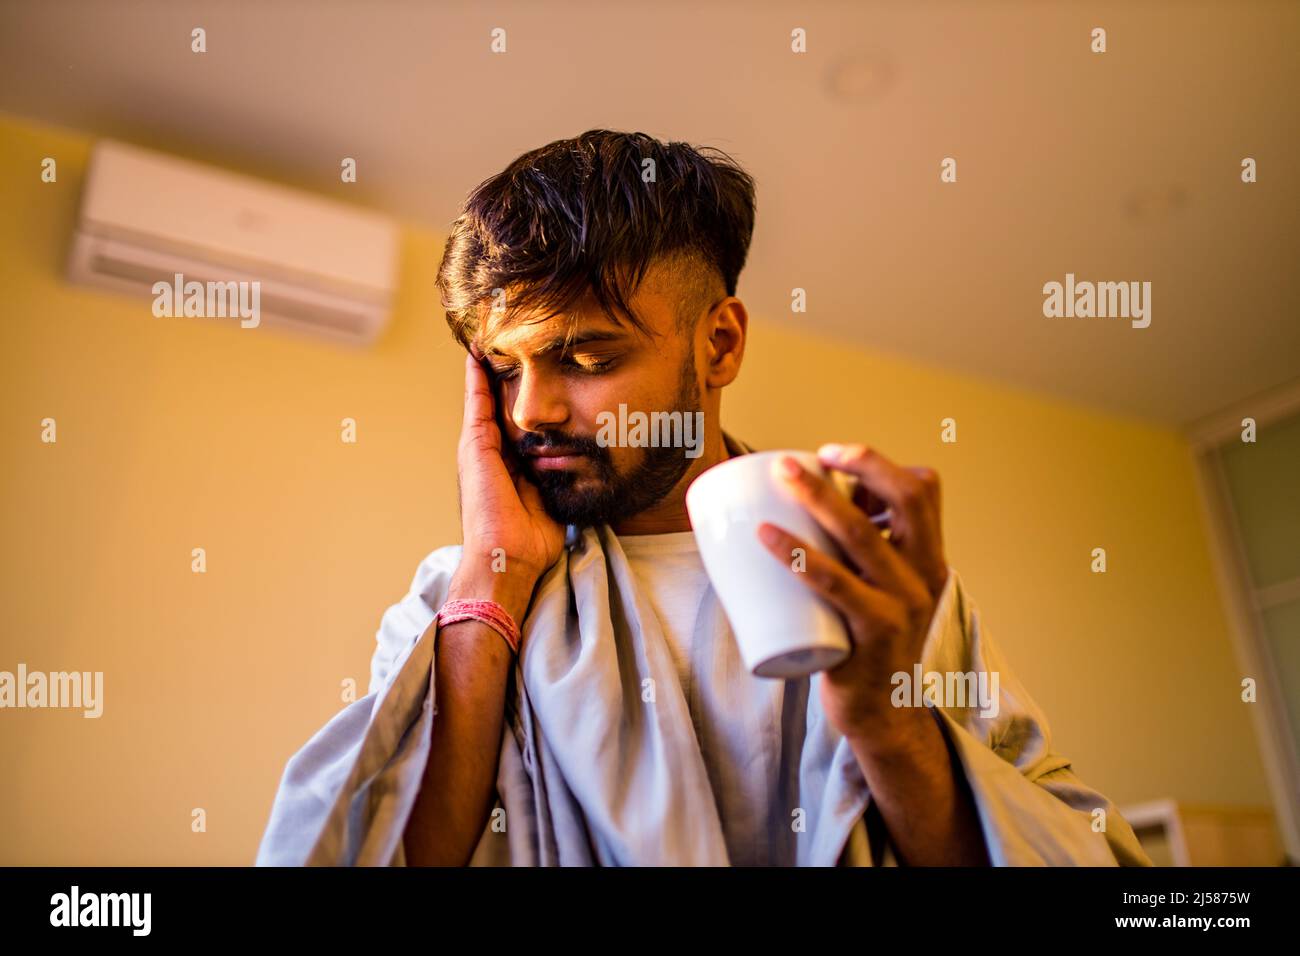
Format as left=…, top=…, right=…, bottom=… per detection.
left=477, top=317, right=630, bottom=358
left=476, top=294, right=662, bottom=356
left=473, top=260, right=692, bottom=355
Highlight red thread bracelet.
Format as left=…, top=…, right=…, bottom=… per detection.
left=436, top=599, right=522, bottom=655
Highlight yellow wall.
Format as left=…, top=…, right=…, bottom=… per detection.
left=0, top=114, right=1272, bottom=864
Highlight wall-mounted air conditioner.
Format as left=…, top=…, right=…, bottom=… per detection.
left=67, top=139, right=401, bottom=346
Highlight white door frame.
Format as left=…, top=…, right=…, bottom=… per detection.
left=1186, top=376, right=1300, bottom=861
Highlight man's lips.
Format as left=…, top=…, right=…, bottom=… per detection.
left=525, top=448, right=587, bottom=470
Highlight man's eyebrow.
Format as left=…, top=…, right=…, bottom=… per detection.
left=484, top=329, right=628, bottom=358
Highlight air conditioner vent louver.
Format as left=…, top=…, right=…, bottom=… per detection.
left=67, top=140, right=400, bottom=346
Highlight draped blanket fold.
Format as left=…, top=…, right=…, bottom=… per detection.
left=255, top=435, right=1150, bottom=867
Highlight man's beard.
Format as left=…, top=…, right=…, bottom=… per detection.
left=514, top=356, right=702, bottom=529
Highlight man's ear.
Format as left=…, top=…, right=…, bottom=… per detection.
left=704, top=298, right=747, bottom=388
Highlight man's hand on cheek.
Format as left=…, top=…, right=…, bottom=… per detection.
left=455, top=350, right=565, bottom=600
left=756, top=443, right=949, bottom=745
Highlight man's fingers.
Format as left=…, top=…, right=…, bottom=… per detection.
left=817, top=444, right=925, bottom=514
left=460, top=351, right=519, bottom=503
left=905, top=465, right=941, bottom=517
left=755, top=522, right=908, bottom=645
left=816, top=444, right=946, bottom=597
left=771, top=455, right=915, bottom=595
left=462, top=351, right=495, bottom=431
left=850, top=481, right=891, bottom=524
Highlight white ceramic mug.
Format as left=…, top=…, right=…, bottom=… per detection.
left=686, top=449, right=853, bottom=678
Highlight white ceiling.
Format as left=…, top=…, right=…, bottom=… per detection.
left=1, top=0, right=1296, bottom=426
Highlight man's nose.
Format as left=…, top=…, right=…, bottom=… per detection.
left=507, top=367, right=570, bottom=434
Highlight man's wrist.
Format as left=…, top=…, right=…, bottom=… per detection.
left=844, top=705, right=939, bottom=762
left=446, top=570, right=537, bottom=625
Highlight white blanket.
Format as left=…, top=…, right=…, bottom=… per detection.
left=255, top=437, right=1150, bottom=866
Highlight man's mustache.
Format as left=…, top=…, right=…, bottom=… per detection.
left=515, top=432, right=608, bottom=458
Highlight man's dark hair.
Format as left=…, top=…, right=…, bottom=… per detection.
left=435, top=129, right=757, bottom=349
